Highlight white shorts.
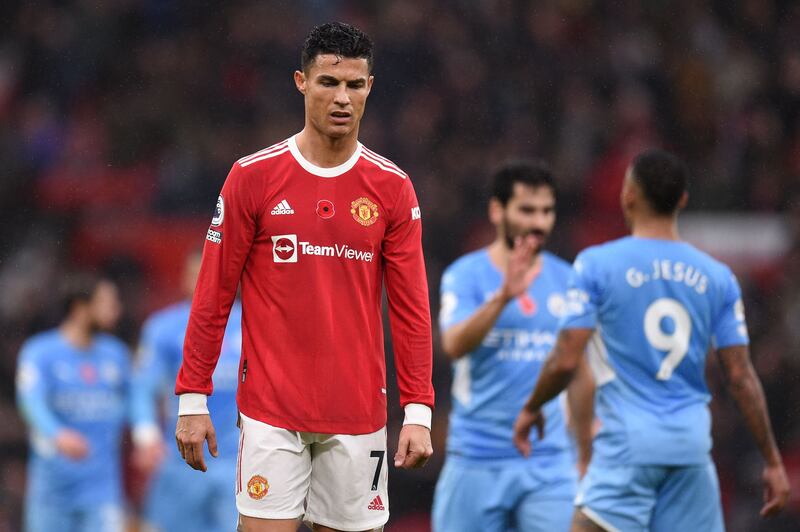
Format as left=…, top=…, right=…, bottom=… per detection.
left=236, top=413, right=389, bottom=531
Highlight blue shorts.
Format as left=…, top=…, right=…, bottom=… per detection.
left=432, top=452, right=577, bottom=532
left=24, top=503, right=123, bottom=532
left=144, top=457, right=237, bottom=532
left=575, top=461, right=724, bottom=532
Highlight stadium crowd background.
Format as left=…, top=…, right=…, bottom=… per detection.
left=1, top=1, right=799, bottom=530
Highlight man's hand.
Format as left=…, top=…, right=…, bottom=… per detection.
left=133, top=440, right=166, bottom=476
left=394, top=424, right=433, bottom=469
left=175, top=414, right=218, bottom=472
left=512, top=407, right=545, bottom=457
left=760, top=463, right=790, bottom=517
left=55, top=429, right=90, bottom=460
left=500, top=235, right=539, bottom=301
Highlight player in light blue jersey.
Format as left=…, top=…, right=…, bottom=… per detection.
left=432, top=161, right=594, bottom=532
left=513, top=149, right=790, bottom=531
left=131, top=251, right=242, bottom=532
left=16, top=274, right=129, bottom=532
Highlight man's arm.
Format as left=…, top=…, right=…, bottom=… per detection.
left=513, top=327, right=594, bottom=456
left=566, top=356, right=594, bottom=476
left=129, top=322, right=168, bottom=473
left=16, top=345, right=89, bottom=460
left=383, top=178, right=434, bottom=469
left=716, top=345, right=790, bottom=517
left=175, top=162, right=257, bottom=471
left=441, top=236, right=538, bottom=359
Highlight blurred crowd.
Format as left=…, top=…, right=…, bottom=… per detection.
left=1, top=1, right=799, bottom=530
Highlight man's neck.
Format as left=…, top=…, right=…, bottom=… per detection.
left=631, top=214, right=681, bottom=241
left=59, top=319, right=93, bottom=349
left=295, top=127, right=359, bottom=168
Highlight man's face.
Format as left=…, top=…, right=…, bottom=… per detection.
left=295, top=54, right=373, bottom=139
left=89, top=280, right=122, bottom=332
left=498, top=183, right=556, bottom=252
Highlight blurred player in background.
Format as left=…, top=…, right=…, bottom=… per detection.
left=513, top=149, right=791, bottom=531
left=15, top=274, right=129, bottom=532
left=174, top=22, right=434, bottom=532
left=433, top=162, right=594, bottom=532
left=132, top=251, right=242, bottom=532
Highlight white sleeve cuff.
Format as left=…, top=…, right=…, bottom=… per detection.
left=178, top=393, right=209, bottom=416
left=132, top=423, right=162, bottom=447
left=402, top=403, right=432, bottom=430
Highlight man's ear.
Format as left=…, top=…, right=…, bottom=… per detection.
left=488, top=198, right=503, bottom=226
left=294, top=70, right=307, bottom=95
left=677, top=190, right=689, bottom=210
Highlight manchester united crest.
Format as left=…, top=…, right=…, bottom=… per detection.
left=247, top=475, right=269, bottom=500
left=350, top=197, right=379, bottom=226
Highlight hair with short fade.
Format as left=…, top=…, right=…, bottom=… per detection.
left=301, top=22, right=374, bottom=73
left=59, top=272, right=101, bottom=318
left=491, top=160, right=557, bottom=206
left=631, top=149, right=689, bottom=215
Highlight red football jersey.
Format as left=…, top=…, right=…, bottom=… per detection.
left=176, top=135, right=434, bottom=434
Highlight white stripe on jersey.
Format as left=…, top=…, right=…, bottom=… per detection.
left=240, top=147, right=291, bottom=167
left=360, top=152, right=407, bottom=179
left=586, top=329, right=616, bottom=386
left=362, top=148, right=408, bottom=177
left=237, top=140, right=289, bottom=165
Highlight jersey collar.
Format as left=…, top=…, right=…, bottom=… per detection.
left=288, top=134, right=363, bottom=178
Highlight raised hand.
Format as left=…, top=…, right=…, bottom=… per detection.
left=500, top=235, right=539, bottom=301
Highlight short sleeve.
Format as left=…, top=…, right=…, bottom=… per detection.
left=16, top=340, right=64, bottom=438
left=559, top=251, right=602, bottom=330
left=439, top=262, right=482, bottom=331
left=712, top=272, right=749, bottom=349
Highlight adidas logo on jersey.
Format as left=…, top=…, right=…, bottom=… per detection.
left=367, top=495, right=385, bottom=511
left=271, top=200, right=294, bottom=215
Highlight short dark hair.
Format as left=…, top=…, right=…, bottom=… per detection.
left=59, top=272, right=100, bottom=318
left=630, top=149, right=688, bottom=215
left=301, top=22, right=374, bottom=73
left=491, top=160, right=556, bottom=206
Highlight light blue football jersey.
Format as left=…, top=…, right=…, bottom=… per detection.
left=16, top=330, right=132, bottom=509
left=131, top=300, right=242, bottom=460
left=561, top=236, right=749, bottom=466
left=440, top=250, right=574, bottom=460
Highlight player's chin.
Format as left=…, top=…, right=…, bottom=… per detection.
left=324, top=125, right=355, bottom=138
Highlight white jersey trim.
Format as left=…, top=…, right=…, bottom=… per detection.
left=578, top=506, right=621, bottom=532
left=360, top=151, right=407, bottom=179
left=288, top=134, right=362, bottom=178
left=239, top=146, right=291, bottom=168
left=237, top=140, right=289, bottom=165
left=586, top=328, right=616, bottom=386
left=362, top=147, right=408, bottom=177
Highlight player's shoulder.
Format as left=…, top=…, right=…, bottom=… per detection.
left=444, top=248, right=490, bottom=279
left=358, top=144, right=410, bottom=181
left=20, top=329, right=61, bottom=359
left=676, top=242, right=736, bottom=283
left=233, top=138, right=292, bottom=170
left=573, top=237, right=631, bottom=267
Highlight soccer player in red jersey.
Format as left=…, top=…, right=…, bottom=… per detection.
left=174, top=22, right=435, bottom=532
